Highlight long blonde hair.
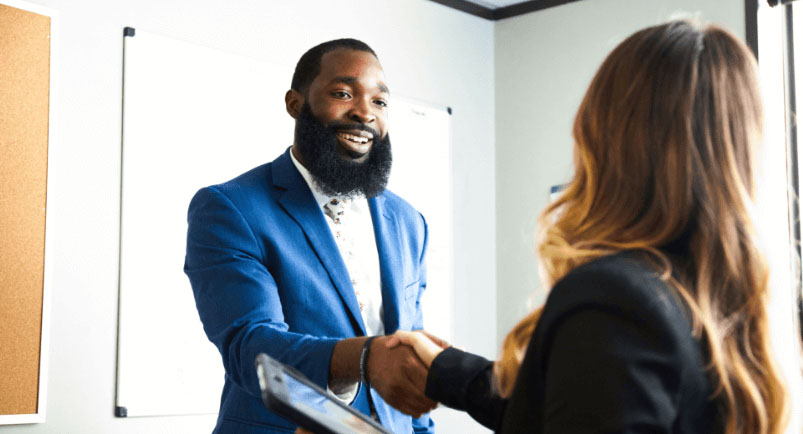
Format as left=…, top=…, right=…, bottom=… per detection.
left=495, top=20, right=789, bottom=434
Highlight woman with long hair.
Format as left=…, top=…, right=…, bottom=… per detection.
left=389, top=19, right=789, bottom=433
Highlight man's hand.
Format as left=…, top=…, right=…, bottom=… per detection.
left=384, top=330, right=449, bottom=367
left=367, top=336, right=437, bottom=418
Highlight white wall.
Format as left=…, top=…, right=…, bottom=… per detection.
left=3, top=0, right=495, bottom=433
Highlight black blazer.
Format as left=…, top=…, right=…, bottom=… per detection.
left=426, top=252, right=717, bottom=433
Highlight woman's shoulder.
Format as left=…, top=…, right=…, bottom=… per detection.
left=541, top=251, right=692, bottom=338
left=517, top=252, right=714, bottom=434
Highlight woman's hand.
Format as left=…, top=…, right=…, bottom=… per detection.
left=384, top=330, right=449, bottom=367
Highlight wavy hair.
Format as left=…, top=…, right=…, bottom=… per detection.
left=495, top=20, right=789, bottom=434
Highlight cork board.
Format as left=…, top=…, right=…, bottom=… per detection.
left=0, top=0, right=55, bottom=424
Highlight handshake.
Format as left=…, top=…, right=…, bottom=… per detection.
left=363, top=330, right=450, bottom=418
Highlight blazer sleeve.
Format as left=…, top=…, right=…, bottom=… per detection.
left=184, top=186, right=339, bottom=399
left=425, top=347, right=507, bottom=430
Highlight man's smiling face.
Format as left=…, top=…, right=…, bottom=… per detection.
left=303, top=48, right=389, bottom=163
left=288, top=48, right=393, bottom=198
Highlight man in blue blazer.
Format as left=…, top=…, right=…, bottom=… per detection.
left=185, top=38, right=436, bottom=433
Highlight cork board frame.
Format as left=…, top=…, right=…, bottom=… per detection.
left=0, top=0, right=57, bottom=425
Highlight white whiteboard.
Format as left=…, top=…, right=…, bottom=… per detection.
left=117, top=29, right=453, bottom=417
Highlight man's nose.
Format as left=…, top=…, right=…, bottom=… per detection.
left=348, top=98, right=376, bottom=124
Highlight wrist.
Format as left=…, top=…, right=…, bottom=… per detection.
left=329, top=337, right=369, bottom=388
left=359, top=336, right=378, bottom=386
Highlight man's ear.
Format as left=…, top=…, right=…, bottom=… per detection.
left=285, top=89, right=304, bottom=119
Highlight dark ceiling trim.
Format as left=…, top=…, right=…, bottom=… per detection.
left=427, top=0, right=495, bottom=20
left=428, top=0, right=586, bottom=21
left=494, top=0, right=585, bottom=20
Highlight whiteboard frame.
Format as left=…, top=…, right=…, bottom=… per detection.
left=114, top=29, right=454, bottom=418
left=0, top=0, right=58, bottom=425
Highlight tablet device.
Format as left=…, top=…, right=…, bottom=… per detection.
left=255, top=353, right=392, bottom=434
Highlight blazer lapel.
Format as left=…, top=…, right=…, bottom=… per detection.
left=272, top=150, right=367, bottom=335
left=369, top=195, right=403, bottom=333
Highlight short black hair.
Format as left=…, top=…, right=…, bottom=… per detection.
left=290, top=38, right=378, bottom=93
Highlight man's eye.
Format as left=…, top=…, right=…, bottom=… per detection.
left=374, top=100, right=388, bottom=107
left=332, top=91, right=351, bottom=98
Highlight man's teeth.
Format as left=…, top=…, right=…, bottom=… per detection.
left=337, top=133, right=371, bottom=144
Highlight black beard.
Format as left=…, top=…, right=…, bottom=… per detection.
left=294, top=103, right=392, bottom=198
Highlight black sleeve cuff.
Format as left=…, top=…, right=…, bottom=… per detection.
left=425, top=347, right=494, bottom=410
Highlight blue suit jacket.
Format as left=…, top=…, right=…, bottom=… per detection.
left=184, top=148, right=434, bottom=434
